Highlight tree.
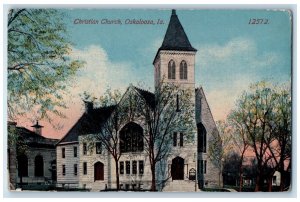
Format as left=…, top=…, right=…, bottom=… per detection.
left=228, top=110, right=250, bottom=191
left=80, top=89, right=125, bottom=190
left=7, top=122, right=28, bottom=188
left=7, top=9, right=83, bottom=122
left=265, top=85, right=291, bottom=191
left=222, top=152, right=241, bottom=186
left=228, top=81, right=291, bottom=191
left=8, top=9, right=83, bottom=188
left=134, top=82, right=195, bottom=191
left=208, top=120, right=233, bottom=187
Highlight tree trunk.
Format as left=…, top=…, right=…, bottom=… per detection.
left=254, top=161, right=264, bottom=192
left=151, top=164, right=156, bottom=191
left=218, top=170, right=222, bottom=188
left=115, top=159, right=120, bottom=190
left=267, top=175, right=273, bottom=192
left=254, top=174, right=260, bottom=192
left=238, top=163, right=243, bottom=192
left=20, top=175, right=23, bottom=189
left=279, top=161, right=287, bottom=191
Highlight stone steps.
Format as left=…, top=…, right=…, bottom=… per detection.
left=90, top=182, right=106, bottom=192
left=163, top=180, right=200, bottom=192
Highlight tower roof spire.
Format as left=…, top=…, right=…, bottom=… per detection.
left=172, top=9, right=176, bottom=15
left=153, top=9, right=197, bottom=64
left=159, top=9, right=197, bottom=52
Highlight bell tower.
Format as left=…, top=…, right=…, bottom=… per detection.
left=153, top=9, right=197, bottom=91
left=153, top=10, right=199, bottom=191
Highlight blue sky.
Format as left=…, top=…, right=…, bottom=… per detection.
left=40, top=9, right=291, bottom=137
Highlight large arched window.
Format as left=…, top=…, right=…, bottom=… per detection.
left=120, top=122, right=144, bottom=153
left=17, top=154, right=28, bottom=177
left=168, top=60, right=176, bottom=79
left=180, top=60, right=187, bottom=80
left=35, top=155, right=44, bottom=177
left=94, top=161, right=104, bottom=181
left=197, top=123, right=207, bottom=153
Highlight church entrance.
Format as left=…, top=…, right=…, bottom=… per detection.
left=171, top=156, right=184, bottom=180
left=94, top=162, right=104, bottom=181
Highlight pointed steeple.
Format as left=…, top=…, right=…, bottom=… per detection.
left=160, top=9, right=197, bottom=52
left=153, top=9, right=197, bottom=64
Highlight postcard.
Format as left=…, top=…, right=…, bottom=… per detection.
left=6, top=8, right=292, bottom=193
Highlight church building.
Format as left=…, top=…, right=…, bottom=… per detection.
left=56, top=9, right=221, bottom=192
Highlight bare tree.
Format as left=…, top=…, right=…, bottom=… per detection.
left=228, top=111, right=250, bottom=191
left=81, top=89, right=126, bottom=190
left=208, top=120, right=233, bottom=187
left=134, top=82, right=195, bottom=191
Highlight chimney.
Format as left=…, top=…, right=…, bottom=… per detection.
left=84, top=101, right=93, bottom=114
left=31, top=120, right=44, bottom=136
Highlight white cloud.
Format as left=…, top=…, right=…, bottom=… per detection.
left=198, top=37, right=256, bottom=62
left=69, top=45, right=139, bottom=99
left=197, top=37, right=279, bottom=73
left=195, top=37, right=283, bottom=121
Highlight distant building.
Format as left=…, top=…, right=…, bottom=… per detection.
left=56, top=10, right=221, bottom=192
left=8, top=121, right=58, bottom=189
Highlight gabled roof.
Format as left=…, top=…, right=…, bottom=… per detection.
left=57, top=105, right=115, bottom=144
left=134, top=87, right=155, bottom=109
left=153, top=10, right=197, bottom=64
left=195, top=87, right=218, bottom=134
left=15, top=126, right=58, bottom=148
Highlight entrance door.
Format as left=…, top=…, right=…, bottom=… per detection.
left=94, top=162, right=104, bottom=181
left=171, top=156, right=184, bottom=180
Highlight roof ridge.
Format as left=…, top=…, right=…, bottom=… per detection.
left=133, top=86, right=154, bottom=95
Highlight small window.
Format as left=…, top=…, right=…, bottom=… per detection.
left=62, top=148, right=65, bottom=158
left=168, top=60, right=176, bottom=79
left=180, top=133, right=183, bottom=147
left=83, top=143, right=87, bottom=155
left=180, top=60, right=188, bottom=80
left=120, top=161, right=124, bottom=174
left=74, top=164, right=78, bottom=176
left=139, top=161, right=144, bottom=175
left=173, top=132, right=177, bottom=147
left=176, top=94, right=181, bottom=112
left=132, top=161, right=137, bottom=175
left=126, top=161, right=130, bottom=174
left=83, top=162, right=87, bottom=175
left=73, top=146, right=77, bottom=157
left=34, top=155, right=44, bottom=177
left=96, top=142, right=102, bottom=154
left=62, top=165, right=66, bottom=176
